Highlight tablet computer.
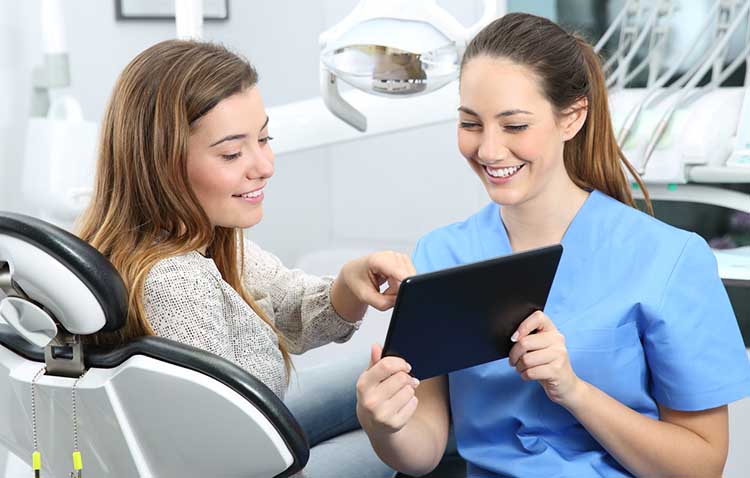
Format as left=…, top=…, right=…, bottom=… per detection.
left=382, top=244, right=563, bottom=380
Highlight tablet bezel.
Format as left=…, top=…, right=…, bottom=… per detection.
left=382, top=244, right=563, bottom=380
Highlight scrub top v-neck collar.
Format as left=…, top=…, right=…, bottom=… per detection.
left=477, top=189, right=602, bottom=327
left=478, top=189, right=602, bottom=255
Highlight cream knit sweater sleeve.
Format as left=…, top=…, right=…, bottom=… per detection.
left=241, top=239, right=360, bottom=354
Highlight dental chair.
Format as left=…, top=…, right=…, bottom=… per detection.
left=0, top=212, right=308, bottom=477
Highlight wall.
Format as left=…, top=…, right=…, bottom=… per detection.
left=0, top=0, right=553, bottom=264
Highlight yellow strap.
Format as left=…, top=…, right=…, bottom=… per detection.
left=72, top=451, right=83, bottom=470
left=32, top=451, right=41, bottom=470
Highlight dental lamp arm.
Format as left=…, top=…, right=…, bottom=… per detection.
left=464, top=0, right=499, bottom=40
left=320, top=67, right=367, bottom=132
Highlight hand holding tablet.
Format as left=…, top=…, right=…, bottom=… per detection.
left=382, top=245, right=563, bottom=380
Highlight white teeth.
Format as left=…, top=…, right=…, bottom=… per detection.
left=485, top=165, right=522, bottom=178
left=240, top=189, right=262, bottom=198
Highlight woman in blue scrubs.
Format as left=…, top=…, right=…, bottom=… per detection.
left=356, top=13, right=750, bottom=478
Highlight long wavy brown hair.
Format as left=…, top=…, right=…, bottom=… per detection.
left=462, top=13, right=653, bottom=213
left=77, top=40, right=291, bottom=374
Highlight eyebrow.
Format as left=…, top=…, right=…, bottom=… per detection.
left=209, top=116, right=270, bottom=147
left=457, top=106, right=532, bottom=118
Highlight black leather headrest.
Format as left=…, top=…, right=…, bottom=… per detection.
left=0, top=212, right=127, bottom=332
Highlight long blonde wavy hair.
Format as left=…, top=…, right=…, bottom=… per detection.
left=77, top=40, right=291, bottom=374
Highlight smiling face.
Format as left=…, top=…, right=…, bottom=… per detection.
left=458, top=56, right=584, bottom=208
left=186, top=86, right=274, bottom=229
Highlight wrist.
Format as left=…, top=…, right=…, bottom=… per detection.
left=331, top=260, right=368, bottom=323
left=560, top=378, right=592, bottom=414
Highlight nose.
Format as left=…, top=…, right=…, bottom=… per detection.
left=245, top=144, right=274, bottom=180
left=477, top=129, right=510, bottom=164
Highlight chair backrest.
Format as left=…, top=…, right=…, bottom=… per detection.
left=0, top=212, right=308, bottom=477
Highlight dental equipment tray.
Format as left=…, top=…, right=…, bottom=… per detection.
left=382, top=244, right=563, bottom=380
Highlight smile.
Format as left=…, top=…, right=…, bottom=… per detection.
left=483, top=164, right=525, bottom=178
left=233, top=189, right=263, bottom=199
left=232, top=186, right=264, bottom=203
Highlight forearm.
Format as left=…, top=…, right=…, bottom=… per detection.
left=330, top=263, right=368, bottom=323
left=359, top=411, right=444, bottom=476
left=566, top=381, right=725, bottom=477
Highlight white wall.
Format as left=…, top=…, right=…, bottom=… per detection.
left=0, top=0, right=553, bottom=264
left=0, top=2, right=33, bottom=214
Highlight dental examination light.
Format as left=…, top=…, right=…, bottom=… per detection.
left=318, top=0, right=496, bottom=132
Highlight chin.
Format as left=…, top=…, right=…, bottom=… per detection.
left=238, top=215, right=263, bottom=229
left=486, top=185, right=528, bottom=207
left=219, top=210, right=263, bottom=229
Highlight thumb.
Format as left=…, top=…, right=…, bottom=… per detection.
left=361, top=287, right=394, bottom=311
left=369, top=343, right=383, bottom=368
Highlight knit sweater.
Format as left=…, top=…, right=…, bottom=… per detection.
left=143, top=239, right=359, bottom=398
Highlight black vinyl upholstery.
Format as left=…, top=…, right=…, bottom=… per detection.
left=0, top=212, right=126, bottom=332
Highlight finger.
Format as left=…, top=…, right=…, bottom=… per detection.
left=370, top=252, right=414, bottom=283
left=367, top=356, right=413, bottom=385
left=381, top=282, right=400, bottom=297
left=508, top=331, right=559, bottom=366
left=369, top=371, right=419, bottom=407
left=374, top=383, right=418, bottom=425
left=514, top=348, right=558, bottom=374
left=403, top=255, right=417, bottom=276
left=359, top=286, right=395, bottom=311
left=369, top=343, right=383, bottom=368
left=391, top=395, right=419, bottom=428
left=520, top=361, right=564, bottom=382
left=397, top=253, right=417, bottom=276
left=357, top=356, right=412, bottom=401
left=511, top=310, right=555, bottom=343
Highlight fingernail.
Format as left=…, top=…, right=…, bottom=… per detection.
left=510, top=332, right=519, bottom=342
left=406, top=364, right=412, bottom=372
left=412, top=378, right=420, bottom=387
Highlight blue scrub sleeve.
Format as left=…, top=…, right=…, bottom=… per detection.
left=643, top=233, right=750, bottom=411
left=412, top=237, right=440, bottom=274
left=411, top=238, right=429, bottom=273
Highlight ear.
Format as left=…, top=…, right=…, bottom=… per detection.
left=559, top=96, right=588, bottom=141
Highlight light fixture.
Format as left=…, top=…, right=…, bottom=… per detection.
left=319, top=0, right=496, bottom=131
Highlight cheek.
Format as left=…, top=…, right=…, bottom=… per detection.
left=457, top=130, right=477, bottom=160
left=190, top=168, right=233, bottom=204
left=510, top=127, right=558, bottom=163
left=510, top=137, right=540, bottom=161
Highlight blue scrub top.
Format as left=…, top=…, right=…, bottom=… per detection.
left=412, top=190, right=750, bottom=478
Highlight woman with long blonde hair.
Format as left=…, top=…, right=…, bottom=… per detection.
left=78, top=39, right=408, bottom=477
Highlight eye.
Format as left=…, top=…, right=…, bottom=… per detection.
left=222, top=152, right=242, bottom=161
left=505, top=125, right=528, bottom=132
left=259, top=135, right=274, bottom=145
left=459, top=121, right=481, bottom=130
